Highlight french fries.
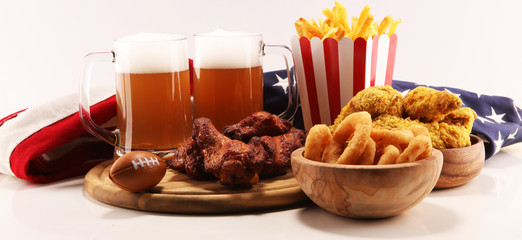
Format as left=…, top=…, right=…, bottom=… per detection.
left=295, top=1, right=401, bottom=41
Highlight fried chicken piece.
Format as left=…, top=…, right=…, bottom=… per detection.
left=403, top=87, right=462, bottom=122
left=258, top=128, right=306, bottom=178
left=441, top=107, right=477, bottom=131
left=193, top=118, right=265, bottom=187
left=169, top=137, right=214, bottom=180
left=426, top=122, right=473, bottom=149
left=373, top=114, right=474, bottom=149
left=222, top=111, right=293, bottom=142
left=330, top=86, right=404, bottom=132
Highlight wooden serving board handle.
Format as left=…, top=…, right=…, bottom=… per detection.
left=84, top=160, right=308, bottom=213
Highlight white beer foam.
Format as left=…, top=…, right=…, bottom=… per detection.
left=194, top=29, right=262, bottom=69
left=114, top=33, right=189, bottom=73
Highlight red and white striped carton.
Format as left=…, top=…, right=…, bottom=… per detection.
left=290, top=34, right=398, bottom=131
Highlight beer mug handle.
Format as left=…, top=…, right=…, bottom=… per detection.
left=79, top=51, right=118, bottom=146
left=263, top=44, right=298, bottom=121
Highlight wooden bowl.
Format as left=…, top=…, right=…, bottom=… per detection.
left=291, top=148, right=443, bottom=218
left=435, top=134, right=485, bottom=189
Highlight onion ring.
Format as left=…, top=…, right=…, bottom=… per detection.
left=304, top=124, right=332, bottom=162
left=328, top=112, right=372, bottom=164
left=376, top=145, right=400, bottom=165
left=353, top=136, right=376, bottom=165
left=408, top=125, right=432, bottom=159
left=371, top=127, right=413, bottom=150
left=396, top=135, right=431, bottom=163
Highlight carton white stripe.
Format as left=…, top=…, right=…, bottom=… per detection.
left=365, top=37, right=373, bottom=89
left=310, top=38, right=332, bottom=125
left=338, top=38, right=354, bottom=107
left=290, top=36, right=313, bottom=131
left=375, top=36, right=390, bottom=86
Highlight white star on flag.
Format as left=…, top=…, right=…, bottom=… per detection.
left=515, top=106, right=522, bottom=121
left=476, top=116, right=494, bottom=124
left=400, top=89, right=410, bottom=97
left=486, top=107, right=506, bottom=124
left=493, top=131, right=505, bottom=154
left=273, top=74, right=289, bottom=94
left=508, top=128, right=519, bottom=140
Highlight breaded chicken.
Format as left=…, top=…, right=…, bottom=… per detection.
left=372, top=113, right=476, bottom=149
left=441, top=107, right=477, bottom=131
left=330, top=86, right=403, bottom=132
left=403, top=87, right=462, bottom=122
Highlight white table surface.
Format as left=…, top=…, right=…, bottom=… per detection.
left=1, top=142, right=521, bottom=240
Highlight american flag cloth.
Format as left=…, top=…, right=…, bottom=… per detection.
left=264, top=69, right=522, bottom=160
left=392, top=80, right=522, bottom=159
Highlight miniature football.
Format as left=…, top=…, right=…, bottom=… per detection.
left=109, top=151, right=166, bottom=192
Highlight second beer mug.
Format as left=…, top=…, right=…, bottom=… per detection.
left=79, top=33, right=192, bottom=157
left=193, top=29, right=298, bottom=130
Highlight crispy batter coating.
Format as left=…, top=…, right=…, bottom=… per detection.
left=403, top=87, right=462, bottom=122
left=372, top=114, right=476, bottom=149
left=441, top=107, right=477, bottom=131
left=304, top=124, right=332, bottom=162
left=330, top=86, right=403, bottom=132
left=330, top=85, right=477, bottom=149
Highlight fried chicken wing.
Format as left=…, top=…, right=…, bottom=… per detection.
left=222, top=111, right=293, bottom=142
left=331, top=86, right=403, bottom=132
left=193, top=118, right=265, bottom=187
left=403, top=87, right=462, bottom=122
left=258, top=128, right=305, bottom=178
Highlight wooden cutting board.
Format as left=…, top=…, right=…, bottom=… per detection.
left=84, top=160, right=309, bottom=214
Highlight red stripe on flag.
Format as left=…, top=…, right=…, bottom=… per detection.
left=385, top=34, right=398, bottom=86
left=370, top=36, right=379, bottom=86
left=353, top=38, right=367, bottom=96
left=0, top=109, right=27, bottom=127
left=10, top=96, right=116, bottom=183
left=323, top=38, right=341, bottom=121
left=299, top=37, right=321, bottom=125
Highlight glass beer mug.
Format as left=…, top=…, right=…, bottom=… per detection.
left=79, top=33, right=192, bottom=158
left=193, top=29, right=298, bottom=130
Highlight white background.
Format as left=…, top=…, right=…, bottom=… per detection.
left=1, top=0, right=521, bottom=117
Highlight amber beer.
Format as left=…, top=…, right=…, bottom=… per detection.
left=194, top=30, right=265, bottom=130
left=193, top=66, right=263, bottom=130
left=116, top=70, right=192, bottom=151
left=79, top=33, right=191, bottom=157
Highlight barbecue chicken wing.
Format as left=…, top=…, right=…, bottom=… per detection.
left=258, top=128, right=305, bottom=177
left=170, top=137, right=214, bottom=180
left=222, top=111, right=293, bottom=142
left=168, top=112, right=305, bottom=187
left=193, top=118, right=265, bottom=187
